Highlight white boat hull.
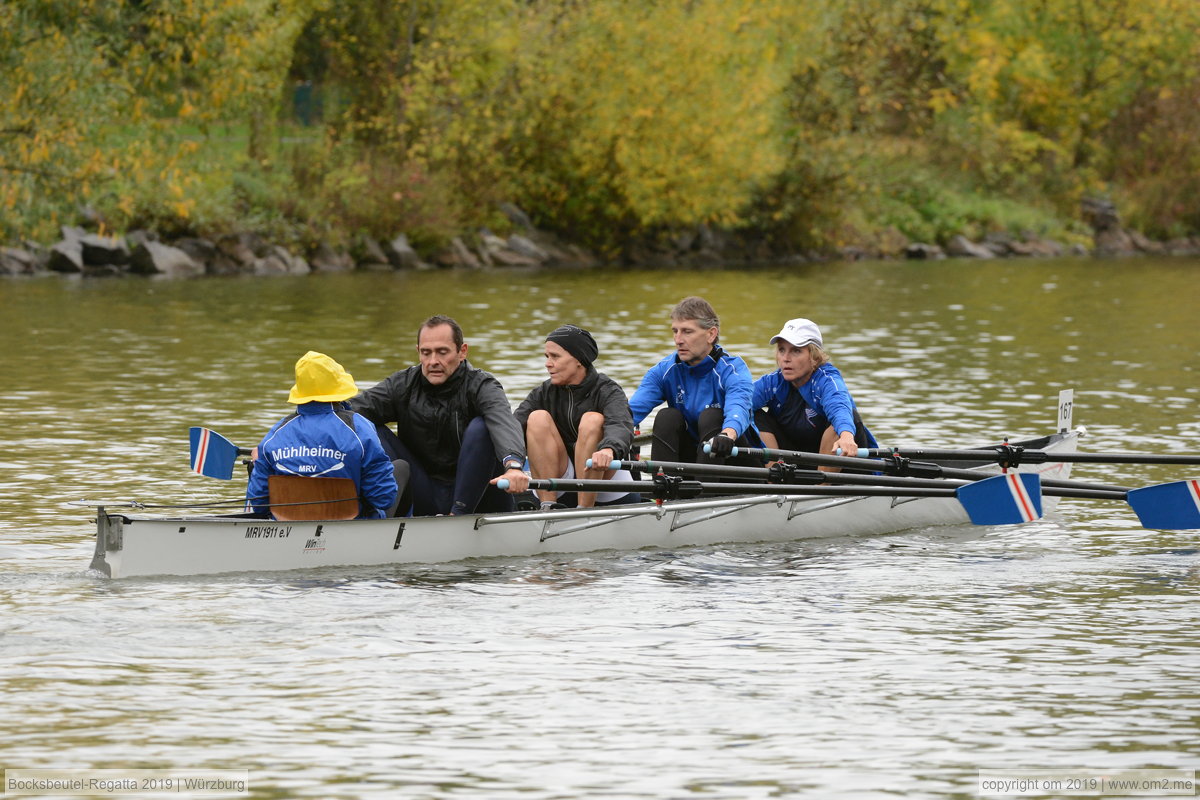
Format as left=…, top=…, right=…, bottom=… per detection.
left=89, top=430, right=1079, bottom=579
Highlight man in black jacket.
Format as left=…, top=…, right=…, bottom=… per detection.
left=350, top=315, right=530, bottom=516
left=514, top=325, right=638, bottom=510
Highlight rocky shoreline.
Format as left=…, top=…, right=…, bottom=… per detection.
left=3, top=199, right=1197, bottom=278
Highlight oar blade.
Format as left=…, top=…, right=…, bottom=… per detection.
left=955, top=473, right=1043, bottom=525
left=1127, top=479, right=1200, bottom=530
left=189, top=426, right=240, bottom=480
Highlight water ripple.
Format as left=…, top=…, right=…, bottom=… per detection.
left=2, top=264, right=1198, bottom=798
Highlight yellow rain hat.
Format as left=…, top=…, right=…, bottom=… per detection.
left=288, top=351, right=358, bottom=404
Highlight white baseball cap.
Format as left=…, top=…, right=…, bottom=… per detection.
left=770, top=318, right=823, bottom=348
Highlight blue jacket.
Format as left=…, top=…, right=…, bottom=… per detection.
left=245, top=402, right=398, bottom=518
left=753, top=363, right=877, bottom=447
left=629, top=346, right=756, bottom=440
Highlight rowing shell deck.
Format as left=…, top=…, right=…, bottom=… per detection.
left=87, top=430, right=1078, bottom=579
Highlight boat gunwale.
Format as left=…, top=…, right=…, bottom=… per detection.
left=88, top=429, right=1078, bottom=578
left=104, top=431, right=1071, bottom=528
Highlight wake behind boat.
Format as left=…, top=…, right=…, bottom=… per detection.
left=88, top=426, right=1080, bottom=580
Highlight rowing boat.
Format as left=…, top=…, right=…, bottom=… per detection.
left=87, top=426, right=1079, bottom=579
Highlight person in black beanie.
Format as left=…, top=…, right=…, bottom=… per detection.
left=513, top=325, right=639, bottom=510
left=546, top=324, right=598, bottom=370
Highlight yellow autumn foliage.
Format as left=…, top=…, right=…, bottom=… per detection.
left=2, top=0, right=1199, bottom=248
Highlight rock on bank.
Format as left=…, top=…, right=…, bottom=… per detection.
left=3, top=200, right=1198, bottom=278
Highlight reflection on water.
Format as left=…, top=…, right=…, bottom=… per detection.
left=1, top=259, right=1197, bottom=798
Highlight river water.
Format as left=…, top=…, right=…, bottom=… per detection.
left=1, top=258, right=1197, bottom=798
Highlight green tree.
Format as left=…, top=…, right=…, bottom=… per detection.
left=929, top=0, right=1200, bottom=195
left=491, top=0, right=814, bottom=247
left=1, top=2, right=133, bottom=238
left=1, top=0, right=325, bottom=241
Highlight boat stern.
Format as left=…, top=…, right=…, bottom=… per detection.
left=89, top=506, right=122, bottom=578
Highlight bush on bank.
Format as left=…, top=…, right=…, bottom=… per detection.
left=3, top=0, right=1199, bottom=266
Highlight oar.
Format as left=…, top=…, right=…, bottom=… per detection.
left=605, top=456, right=1118, bottom=496
left=601, top=457, right=967, bottom=491
left=499, top=472, right=1044, bottom=525
left=605, top=456, right=1124, bottom=501
left=516, top=469, right=1200, bottom=530
left=188, top=427, right=252, bottom=480
left=725, top=445, right=1200, bottom=530
left=854, top=445, right=1200, bottom=466
left=1126, top=479, right=1200, bottom=530
left=717, top=444, right=1130, bottom=494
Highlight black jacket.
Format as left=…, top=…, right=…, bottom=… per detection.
left=514, top=368, right=634, bottom=459
left=349, top=360, right=526, bottom=482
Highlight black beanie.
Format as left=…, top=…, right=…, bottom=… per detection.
left=546, top=324, right=598, bottom=368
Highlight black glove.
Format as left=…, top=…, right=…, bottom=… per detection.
left=708, top=433, right=735, bottom=458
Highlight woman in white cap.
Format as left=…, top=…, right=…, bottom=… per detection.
left=752, top=319, right=876, bottom=458
left=245, top=351, right=398, bottom=518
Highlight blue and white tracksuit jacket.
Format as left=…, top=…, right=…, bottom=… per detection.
left=752, top=363, right=878, bottom=447
left=245, top=402, right=398, bottom=518
left=629, top=347, right=756, bottom=441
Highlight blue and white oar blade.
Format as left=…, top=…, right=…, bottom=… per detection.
left=189, top=426, right=240, bottom=480
left=955, top=472, right=1043, bottom=525
left=1127, top=479, right=1200, bottom=530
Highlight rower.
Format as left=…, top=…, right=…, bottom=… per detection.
left=628, top=296, right=761, bottom=465
left=349, top=315, right=530, bottom=516
left=512, top=324, right=640, bottom=510
left=751, top=318, right=876, bottom=466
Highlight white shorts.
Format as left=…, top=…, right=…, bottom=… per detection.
left=557, top=461, right=635, bottom=504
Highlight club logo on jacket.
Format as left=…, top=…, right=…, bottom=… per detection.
left=270, top=444, right=347, bottom=461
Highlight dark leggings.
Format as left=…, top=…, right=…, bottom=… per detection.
left=374, top=417, right=514, bottom=516
left=650, top=407, right=760, bottom=465
left=754, top=407, right=872, bottom=453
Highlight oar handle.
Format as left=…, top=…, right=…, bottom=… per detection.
left=500, top=478, right=648, bottom=492
left=729, top=445, right=872, bottom=471
left=586, top=459, right=627, bottom=469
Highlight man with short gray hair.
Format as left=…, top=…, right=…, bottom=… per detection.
left=629, top=296, right=759, bottom=463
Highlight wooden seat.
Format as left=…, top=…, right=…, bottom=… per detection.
left=268, top=475, right=359, bottom=520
